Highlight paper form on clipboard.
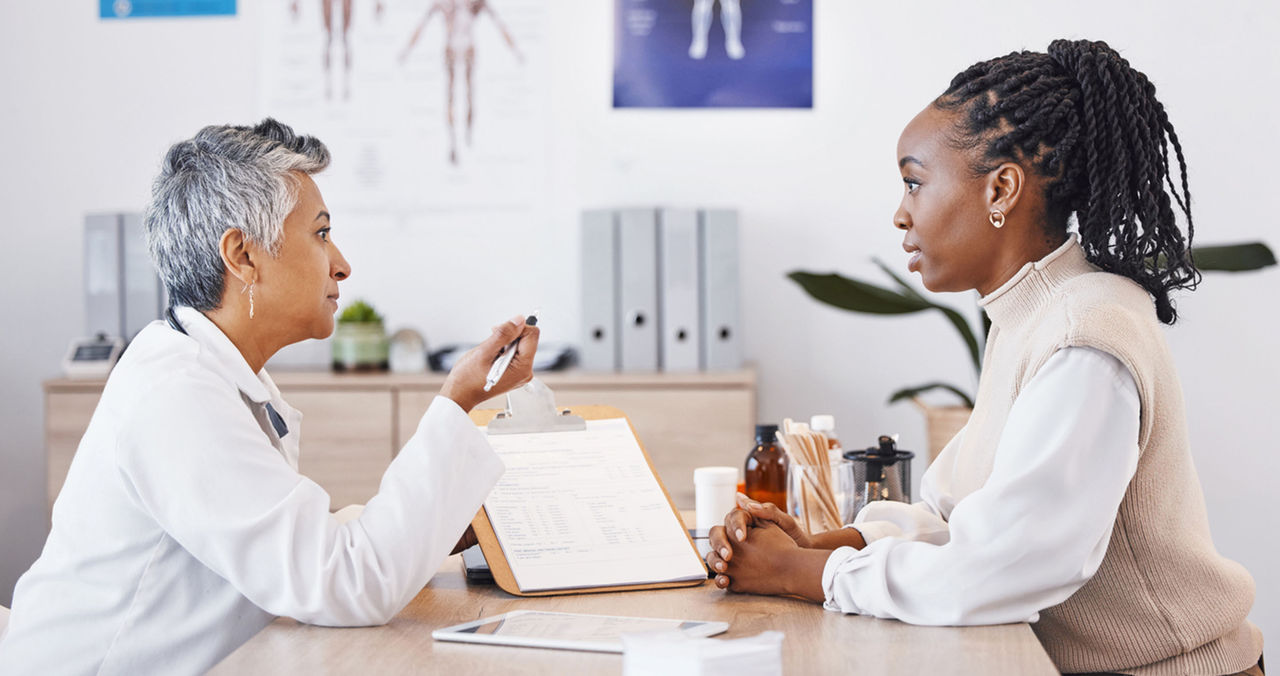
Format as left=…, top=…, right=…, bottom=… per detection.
left=480, top=417, right=707, bottom=592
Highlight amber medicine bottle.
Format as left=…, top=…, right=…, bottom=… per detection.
left=744, top=424, right=788, bottom=507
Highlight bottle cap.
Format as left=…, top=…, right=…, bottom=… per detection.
left=872, top=435, right=897, bottom=457
left=754, top=424, right=779, bottom=442
left=809, top=414, right=836, bottom=433
left=694, top=466, right=739, bottom=485
left=843, top=435, right=916, bottom=466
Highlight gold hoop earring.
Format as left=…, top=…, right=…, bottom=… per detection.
left=989, top=210, right=1006, bottom=229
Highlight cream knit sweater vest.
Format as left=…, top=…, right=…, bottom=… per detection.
left=960, top=236, right=1261, bottom=675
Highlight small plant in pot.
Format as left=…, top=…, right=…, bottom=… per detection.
left=332, top=299, right=389, bottom=371
left=789, top=242, right=1276, bottom=463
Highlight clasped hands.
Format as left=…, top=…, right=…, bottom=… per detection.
left=704, top=493, right=866, bottom=603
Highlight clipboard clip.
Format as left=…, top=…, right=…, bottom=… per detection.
left=487, top=378, right=587, bottom=435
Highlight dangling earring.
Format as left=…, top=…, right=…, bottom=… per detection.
left=989, top=210, right=1006, bottom=229
left=242, top=281, right=256, bottom=320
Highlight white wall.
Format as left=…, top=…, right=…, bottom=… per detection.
left=1, top=0, right=1275, bottom=642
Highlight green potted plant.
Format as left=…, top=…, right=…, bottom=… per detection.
left=789, top=242, right=1276, bottom=461
left=332, top=299, right=389, bottom=371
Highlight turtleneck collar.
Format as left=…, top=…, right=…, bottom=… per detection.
left=978, top=234, right=1097, bottom=329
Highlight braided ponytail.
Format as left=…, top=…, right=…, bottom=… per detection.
left=935, top=39, right=1199, bottom=324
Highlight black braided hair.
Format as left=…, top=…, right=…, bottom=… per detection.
left=935, top=39, right=1198, bottom=324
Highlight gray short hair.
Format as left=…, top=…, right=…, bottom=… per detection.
left=143, top=119, right=330, bottom=311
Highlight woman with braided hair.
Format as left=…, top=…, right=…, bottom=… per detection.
left=705, top=40, right=1263, bottom=675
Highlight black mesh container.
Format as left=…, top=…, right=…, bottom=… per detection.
left=844, top=435, right=914, bottom=517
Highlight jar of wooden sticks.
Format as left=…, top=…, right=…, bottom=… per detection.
left=776, top=419, right=856, bottom=534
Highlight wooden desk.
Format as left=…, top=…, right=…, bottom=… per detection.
left=210, top=559, right=1059, bottom=675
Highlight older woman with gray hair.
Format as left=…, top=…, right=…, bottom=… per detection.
left=0, top=119, right=538, bottom=675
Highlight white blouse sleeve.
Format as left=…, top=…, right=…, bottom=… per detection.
left=821, top=346, right=1140, bottom=625
left=116, top=376, right=503, bottom=627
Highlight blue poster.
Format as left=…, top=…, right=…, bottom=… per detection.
left=614, top=0, right=813, bottom=109
left=100, top=0, right=236, bottom=19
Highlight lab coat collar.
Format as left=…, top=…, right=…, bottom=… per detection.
left=173, top=306, right=273, bottom=405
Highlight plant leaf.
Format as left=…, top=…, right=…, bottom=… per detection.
left=870, top=258, right=982, bottom=373
left=934, top=306, right=982, bottom=374
left=787, top=271, right=934, bottom=314
left=339, top=299, right=383, bottom=324
left=1191, top=242, right=1277, bottom=272
left=872, top=258, right=925, bottom=301
left=888, top=382, right=974, bottom=409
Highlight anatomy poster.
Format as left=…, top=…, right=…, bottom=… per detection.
left=99, top=0, right=236, bottom=18
left=613, top=0, right=813, bottom=108
left=259, top=0, right=547, bottom=212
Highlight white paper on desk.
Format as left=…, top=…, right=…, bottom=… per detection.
left=622, top=631, right=784, bottom=676
left=482, top=418, right=707, bottom=591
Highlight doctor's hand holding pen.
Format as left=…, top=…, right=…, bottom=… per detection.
left=706, top=493, right=866, bottom=602
left=439, top=314, right=540, bottom=414
left=438, top=314, right=538, bottom=556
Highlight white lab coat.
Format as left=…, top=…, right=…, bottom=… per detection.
left=0, top=307, right=504, bottom=675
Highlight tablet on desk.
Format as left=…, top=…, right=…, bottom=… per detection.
left=432, top=610, right=729, bottom=653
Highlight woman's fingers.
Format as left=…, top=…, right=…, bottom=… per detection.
left=723, top=507, right=752, bottom=543
left=439, top=315, right=529, bottom=412
left=755, top=501, right=790, bottom=527
left=708, top=525, right=733, bottom=562
left=704, top=547, right=729, bottom=574
left=502, top=324, right=540, bottom=387
left=710, top=533, right=739, bottom=591
left=484, top=315, right=527, bottom=357
left=735, top=492, right=809, bottom=546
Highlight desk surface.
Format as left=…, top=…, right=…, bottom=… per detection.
left=210, top=556, right=1059, bottom=675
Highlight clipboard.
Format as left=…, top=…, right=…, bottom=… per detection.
left=468, top=379, right=708, bottom=597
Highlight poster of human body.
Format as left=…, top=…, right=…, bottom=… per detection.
left=614, top=0, right=813, bottom=108
left=259, top=0, right=548, bottom=213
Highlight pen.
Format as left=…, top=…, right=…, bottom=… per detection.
left=483, top=313, right=538, bottom=392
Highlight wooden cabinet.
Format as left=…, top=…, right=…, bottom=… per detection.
left=287, top=390, right=394, bottom=510
left=44, top=390, right=100, bottom=513
left=44, top=369, right=756, bottom=516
